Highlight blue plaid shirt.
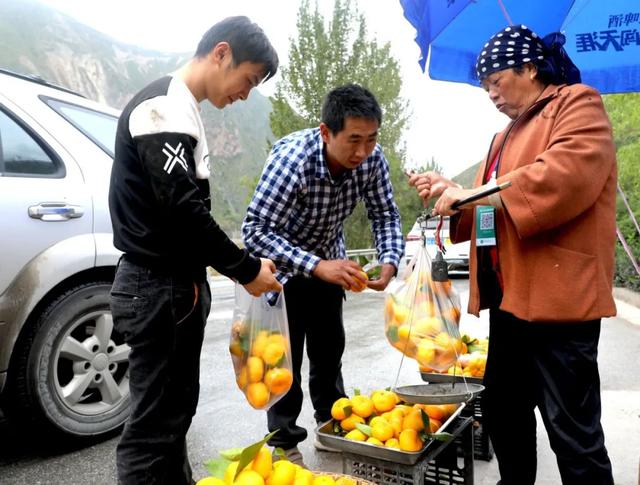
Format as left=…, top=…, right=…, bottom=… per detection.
left=242, top=128, right=404, bottom=286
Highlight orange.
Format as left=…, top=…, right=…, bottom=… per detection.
left=388, top=413, right=403, bottom=438
left=340, top=414, right=364, bottom=431
left=350, top=395, right=374, bottom=418
left=416, top=339, right=436, bottom=367
left=344, top=429, right=367, bottom=441
left=331, top=397, right=352, bottom=421
left=385, top=438, right=400, bottom=449
left=197, top=478, right=226, bottom=485
left=349, top=271, right=369, bottom=292
left=429, top=418, right=443, bottom=433
left=251, top=331, right=270, bottom=358
left=246, top=382, right=270, bottom=409
left=235, top=470, right=265, bottom=485
left=250, top=446, right=273, bottom=479
left=225, top=461, right=247, bottom=484
left=312, top=476, right=336, bottom=485
left=366, top=437, right=384, bottom=447
left=334, top=477, right=356, bottom=485
left=264, top=368, right=293, bottom=395
left=247, top=356, right=265, bottom=383
left=236, top=366, right=249, bottom=390
left=402, top=409, right=425, bottom=432
left=422, top=404, right=446, bottom=422
left=392, top=304, right=410, bottom=325
left=268, top=460, right=296, bottom=485
left=371, top=390, right=397, bottom=413
left=262, top=341, right=286, bottom=366
left=229, top=339, right=244, bottom=358
left=412, top=317, right=442, bottom=338
left=294, top=469, right=314, bottom=485
left=371, top=418, right=394, bottom=442
left=398, top=428, right=423, bottom=452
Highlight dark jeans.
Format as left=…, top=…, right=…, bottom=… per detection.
left=110, top=257, right=211, bottom=485
left=267, top=276, right=347, bottom=449
left=483, top=308, right=614, bottom=485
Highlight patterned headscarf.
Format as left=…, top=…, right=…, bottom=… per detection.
left=475, top=24, right=581, bottom=85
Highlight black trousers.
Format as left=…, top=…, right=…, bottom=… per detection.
left=267, top=276, right=347, bottom=449
left=110, top=257, right=211, bottom=485
left=483, top=308, right=614, bottom=485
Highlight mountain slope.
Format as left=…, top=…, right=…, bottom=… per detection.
left=0, top=0, right=274, bottom=231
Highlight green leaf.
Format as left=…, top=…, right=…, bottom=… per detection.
left=205, top=457, right=232, bottom=479
left=366, top=265, right=382, bottom=280
left=273, top=447, right=286, bottom=458
left=429, top=432, right=453, bottom=442
left=387, top=325, right=399, bottom=343
left=354, top=388, right=361, bottom=396
left=234, top=430, right=279, bottom=481
left=461, top=334, right=476, bottom=345
left=273, top=354, right=286, bottom=368
left=343, top=405, right=353, bottom=418
left=333, top=421, right=342, bottom=434
left=355, top=423, right=372, bottom=437
left=240, top=334, right=250, bottom=354
left=219, top=447, right=244, bottom=461
left=420, top=409, right=431, bottom=430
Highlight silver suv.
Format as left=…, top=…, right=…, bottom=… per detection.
left=0, top=69, right=130, bottom=438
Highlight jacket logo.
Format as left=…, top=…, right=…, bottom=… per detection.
left=162, top=142, right=188, bottom=174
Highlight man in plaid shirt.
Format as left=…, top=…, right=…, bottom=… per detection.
left=242, top=84, right=404, bottom=465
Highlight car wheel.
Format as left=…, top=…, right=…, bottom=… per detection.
left=9, top=281, right=131, bottom=437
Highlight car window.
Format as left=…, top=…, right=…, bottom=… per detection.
left=0, top=108, right=62, bottom=177
left=43, top=97, right=118, bottom=158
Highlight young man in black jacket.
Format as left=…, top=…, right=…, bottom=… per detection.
left=108, top=16, right=281, bottom=485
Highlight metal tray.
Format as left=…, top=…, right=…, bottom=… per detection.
left=394, top=383, right=484, bottom=404
left=420, top=371, right=483, bottom=385
left=314, top=403, right=465, bottom=465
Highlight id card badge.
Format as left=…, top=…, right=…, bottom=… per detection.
left=476, top=205, right=496, bottom=247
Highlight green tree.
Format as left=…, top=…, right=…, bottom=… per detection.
left=269, top=0, right=423, bottom=250
left=603, top=92, right=640, bottom=290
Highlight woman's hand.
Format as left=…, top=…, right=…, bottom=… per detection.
left=407, top=171, right=459, bottom=203
left=433, top=183, right=500, bottom=216
left=433, top=187, right=476, bottom=216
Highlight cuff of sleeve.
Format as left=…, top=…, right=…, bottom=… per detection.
left=229, top=250, right=262, bottom=285
left=299, top=253, right=322, bottom=277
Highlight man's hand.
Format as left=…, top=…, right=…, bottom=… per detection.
left=366, top=263, right=396, bottom=291
left=407, top=171, right=459, bottom=204
left=313, top=259, right=367, bottom=290
left=243, top=258, right=283, bottom=296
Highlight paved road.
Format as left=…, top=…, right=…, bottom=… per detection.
left=0, top=277, right=638, bottom=484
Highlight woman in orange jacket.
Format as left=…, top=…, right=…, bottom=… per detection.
left=410, top=25, right=616, bottom=485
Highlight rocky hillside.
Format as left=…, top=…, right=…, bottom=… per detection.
left=0, top=0, right=274, bottom=232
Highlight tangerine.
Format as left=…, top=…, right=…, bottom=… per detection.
left=264, top=368, right=293, bottom=395
left=246, top=382, right=270, bottom=409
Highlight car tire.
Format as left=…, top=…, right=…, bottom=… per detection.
left=7, top=281, right=131, bottom=438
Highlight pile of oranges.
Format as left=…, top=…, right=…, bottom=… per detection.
left=384, top=258, right=464, bottom=373
left=230, top=323, right=293, bottom=410
left=327, top=390, right=459, bottom=453
left=420, top=336, right=488, bottom=378
left=197, top=445, right=358, bottom=485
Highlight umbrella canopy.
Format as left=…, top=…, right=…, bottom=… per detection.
left=400, top=0, right=640, bottom=93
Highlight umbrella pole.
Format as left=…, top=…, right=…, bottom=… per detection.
left=496, top=0, right=514, bottom=26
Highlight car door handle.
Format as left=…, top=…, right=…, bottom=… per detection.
left=28, top=203, right=85, bottom=221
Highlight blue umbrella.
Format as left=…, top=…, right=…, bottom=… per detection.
left=400, top=0, right=640, bottom=93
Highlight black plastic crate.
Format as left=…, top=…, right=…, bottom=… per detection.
left=342, top=416, right=474, bottom=485
left=460, top=393, right=493, bottom=461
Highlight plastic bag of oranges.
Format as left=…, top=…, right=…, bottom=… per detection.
left=229, top=286, right=293, bottom=410
left=384, top=242, right=463, bottom=372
